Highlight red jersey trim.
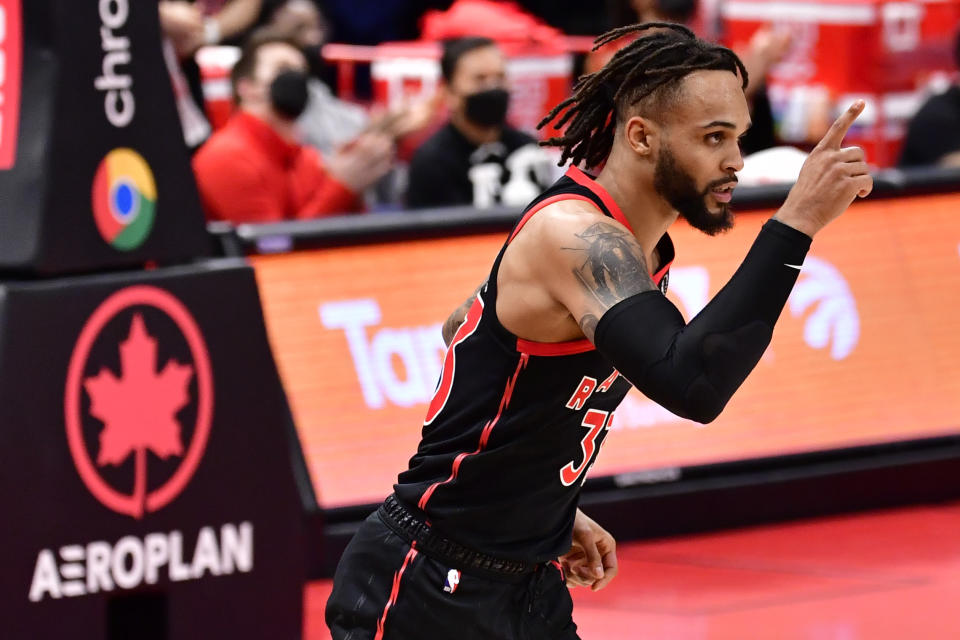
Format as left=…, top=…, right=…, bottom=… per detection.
left=517, top=337, right=595, bottom=356
left=507, top=194, right=597, bottom=244
left=418, top=354, right=529, bottom=511
left=652, top=261, right=672, bottom=286
left=565, top=166, right=633, bottom=232
left=424, top=295, right=484, bottom=426
left=374, top=541, right=418, bottom=640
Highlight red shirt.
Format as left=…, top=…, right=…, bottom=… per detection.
left=192, top=111, right=361, bottom=223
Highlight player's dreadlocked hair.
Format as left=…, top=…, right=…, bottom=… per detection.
left=539, top=23, right=749, bottom=168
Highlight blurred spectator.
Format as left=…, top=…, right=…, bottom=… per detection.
left=160, top=2, right=213, bottom=150
left=899, top=30, right=960, bottom=168
left=269, top=0, right=328, bottom=72
left=192, top=34, right=394, bottom=222
left=193, top=0, right=274, bottom=46
left=160, top=0, right=269, bottom=150
left=160, top=1, right=271, bottom=89
left=406, top=37, right=552, bottom=209
left=267, top=1, right=438, bottom=157
left=736, top=25, right=792, bottom=155
left=266, top=0, right=368, bottom=155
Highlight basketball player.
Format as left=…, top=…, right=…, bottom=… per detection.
left=326, top=23, right=871, bottom=640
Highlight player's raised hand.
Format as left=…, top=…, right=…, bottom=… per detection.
left=775, top=100, right=874, bottom=238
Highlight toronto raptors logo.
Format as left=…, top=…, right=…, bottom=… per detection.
left=64, top=286, right=214, bottom=518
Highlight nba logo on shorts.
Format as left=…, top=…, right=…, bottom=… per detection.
left=443, top=568, right=460, bottom=594
left=91, top=148, right=157, bottom=251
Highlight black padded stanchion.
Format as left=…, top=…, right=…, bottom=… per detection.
left=0, top=1, right=309, bottom=637
left=0, top=0, right=208, bottom=274
left=0, top=261, right=306, bottom=638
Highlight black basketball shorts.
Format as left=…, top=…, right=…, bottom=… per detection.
left=325, top=508, right=580, bottom=640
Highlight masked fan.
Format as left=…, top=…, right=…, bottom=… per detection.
left=406, top=37, right=554, bottom=210
left=192, top=32, right=395, bottom=223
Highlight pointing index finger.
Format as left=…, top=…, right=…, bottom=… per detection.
left=817, top=100, right=865, bottom=151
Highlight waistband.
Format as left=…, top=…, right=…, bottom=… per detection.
left=378, top=493, right=535, bottom=578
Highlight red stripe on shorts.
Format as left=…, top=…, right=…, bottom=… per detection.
left=375, top=541, right=419, bottom=640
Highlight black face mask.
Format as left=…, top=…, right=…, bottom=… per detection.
left=270, top=70, right=310, bottom=120
left=464, top=87, right=510, bottom=127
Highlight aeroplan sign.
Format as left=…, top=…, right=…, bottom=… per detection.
left=29, top=522, right=253, bottom=602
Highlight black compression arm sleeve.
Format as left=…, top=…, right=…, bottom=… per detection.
left=593, top=219, right=812, bottom=424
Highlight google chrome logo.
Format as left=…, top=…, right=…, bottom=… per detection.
left=91, top=148, right=157, bottom=251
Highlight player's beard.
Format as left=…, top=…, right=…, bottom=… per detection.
left=653, top=145, right=735, bottom=236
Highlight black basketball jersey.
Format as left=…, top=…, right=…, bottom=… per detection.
left=394, top=166, right=674, bottom=563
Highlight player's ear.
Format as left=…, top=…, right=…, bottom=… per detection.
left=624, top=115, right=656, bottom=158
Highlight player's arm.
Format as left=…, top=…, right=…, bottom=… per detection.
left=544, top=102, right=872, bottom=424
left=442, top=282, right=486, bottom=346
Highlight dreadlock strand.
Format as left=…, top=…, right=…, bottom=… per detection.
left=617, top=76, right=675, bottom=110
left=538, top=67, right=609, bottom=130
left=537, top=94, right=577, bottom=130
left=547, top=97, right=608, bottom=167
left=551, top=103, right=582, bottom=130
left=539, top=66, right=619, bottom=154
left=637, top=60, right=720, bottom=81
left=586, top=125, right=616, bottom=168
left=602, top=31, right=687, bottom=69
left=611, top=41, right=693, bottom=102
left=584, top=100, right=619, bottom=167
left=548, top=93, right=593, bottom=134
left=591, top=22, right=693, bottom=50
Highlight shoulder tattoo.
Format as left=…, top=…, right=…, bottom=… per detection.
left=564, top=221, right=655, bottom=308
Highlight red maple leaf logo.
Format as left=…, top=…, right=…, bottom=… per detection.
left=83, top=314, right=194, bottom=518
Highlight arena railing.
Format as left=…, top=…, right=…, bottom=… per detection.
left=210, top=165, right=960, bottom=255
